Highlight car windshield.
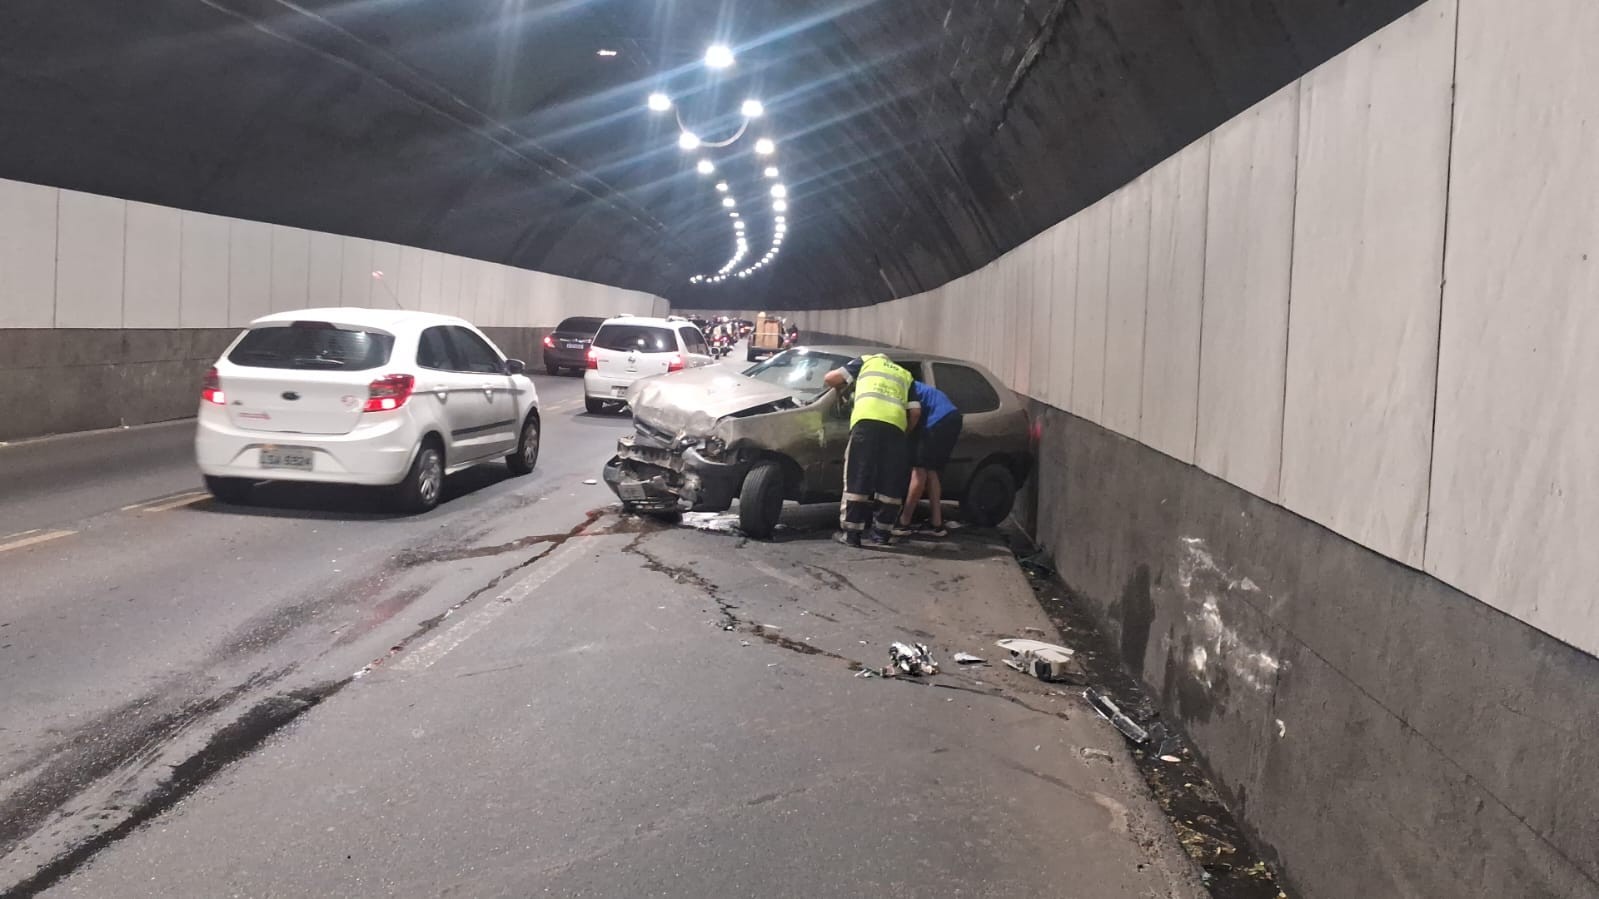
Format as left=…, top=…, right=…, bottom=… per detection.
left=227, top=323, right=394, bottom=370
left=742, top=349, right=853, bottom=400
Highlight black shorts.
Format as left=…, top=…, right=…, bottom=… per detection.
left=844, top=419, right=910, bottom=506
left=910, top=413, right=962, bottom=472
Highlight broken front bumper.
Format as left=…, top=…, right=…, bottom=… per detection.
left=603, top=434, right=746, bottom=513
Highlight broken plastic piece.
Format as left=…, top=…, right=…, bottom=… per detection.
left=952, top=652, right=986, bottom=665
left=1084, top=688, right=1150, bottom=745
left=583, top=478, right=598, bottom=485
left=1160, top=755, right=1182, bottom=763
left=996, top=638, right=1082, bottom=683
left=889, top=642, right=939, bottom=676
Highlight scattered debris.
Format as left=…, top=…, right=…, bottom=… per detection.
left=720, top=623, right=735, bottom=632
left=855, top=668, right=880, bottom=679
left=952, top=652, right=986, bottom=665
left=1022, top=626, right=1048, bottom=636
left=582, top=479, right=598, bottom=485
left=1080, top=747, right=1115, bottom=763
left=1017, top=552, right=1055, bottom=579
left=1276, top=718, right=1287, bottom=739
left=740, top=640, right=751, bottom=647
left=1160, top=755, right=1182, bottom=763
left=1084, top=688, right=1150, bottom=745
left=889, top=642, right=939, bottom=676
left=997, top=638, right=1083, bottom=682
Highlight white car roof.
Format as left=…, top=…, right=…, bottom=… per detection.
left=248, top=307, right=472, bottom=332
left=598, top=315, right=690, bottom=327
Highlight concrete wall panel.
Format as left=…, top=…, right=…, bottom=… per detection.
left=306, top=232, right=342, bottom=306
left=179, top=211, right=230, bottom=329
left=419, top=250, right=443, bottom=313
left=339, top=236, right=373, bottom=307
left=123, top=202, right=181, bottom=329
left=55, top=191, right=125, bottom=328
left=1071, top=199, right=1111, bottom=422
left=396, top=245, right=425, bottom=315
left=1427, top=0, right=1599, bottom=655
left=440, top=254, right=463, bottom=318
left=369, top=241, right=401, bottom=311
left=269, top=226, right=310, bottom=313
left=0, top=180, right=58, bottom=329
left=1103, top=176, right=1153, bottom=437
left=227, top=219, right=272, bottom=326
left=1046, top=219, right=1079, bottom=407
left=1027, top=238, right=1056, bottom=406
left=1139, top=140, right=1210, bottom=464
left=1282, top=1, right=1455, bottom=567
left=1196, top=84, right=1299, bottom=502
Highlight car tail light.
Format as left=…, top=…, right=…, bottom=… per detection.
left=668, top=353, right=684, bottom=373
left=201, top=367, right=225, bottom=405
left=587, top=349, right=599, bottom=370
left=542, top=334, right=555, bottom=348
left=363, top=374, right=415, bottom=412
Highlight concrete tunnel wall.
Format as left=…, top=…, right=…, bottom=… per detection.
left=739, top=2, right=1599, bottom=896
left=0, top=181, right=668, bottom=441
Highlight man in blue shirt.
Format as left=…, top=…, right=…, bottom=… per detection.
left=895, top=379, right=961, bottom=537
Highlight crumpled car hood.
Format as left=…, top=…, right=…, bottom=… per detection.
left=628, top=367, right=802, bottom=437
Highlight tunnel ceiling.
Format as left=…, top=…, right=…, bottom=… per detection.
left=0, top=0, right=1421, bottom=311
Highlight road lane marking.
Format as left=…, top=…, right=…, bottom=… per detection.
left=122, top=490, right=209, bottom=513
left=0, top=529, right=75, bottom=553
left=391, top=537, right=590, bottom=672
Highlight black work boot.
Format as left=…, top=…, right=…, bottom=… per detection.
left=836, top=530, right=863, bottom=548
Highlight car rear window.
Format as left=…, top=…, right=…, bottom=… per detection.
left=227, top=323, right=394, bottom=371
left=593, top=324, right=675, bottom=353
left=556, top=317, right=606, bottom=333
left=933, top=363, right=1001, bottom=413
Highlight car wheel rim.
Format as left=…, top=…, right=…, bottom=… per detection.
left=419, top=451, right=442, bottom=504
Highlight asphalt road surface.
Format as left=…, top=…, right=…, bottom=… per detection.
left=0, top=371, right=1206, bottom=898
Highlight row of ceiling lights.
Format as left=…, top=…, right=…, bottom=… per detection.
left=645, top=44, right=792, bottom=286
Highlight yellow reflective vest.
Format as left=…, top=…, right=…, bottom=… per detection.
left=850, top=354, right=913, bottom=431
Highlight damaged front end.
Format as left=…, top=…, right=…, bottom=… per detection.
left=602, top=371, right=809, bottom=514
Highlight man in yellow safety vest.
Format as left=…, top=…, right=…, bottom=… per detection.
left=824, top=353, right=921, bottom=547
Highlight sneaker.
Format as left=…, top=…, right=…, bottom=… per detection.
left=890, top=524, right=914, bottom=538
left=865, top=529, right=894, bottom=548
left=925, top=525, right=949, bottom=538
left=836, top=531, right=863, bottom=548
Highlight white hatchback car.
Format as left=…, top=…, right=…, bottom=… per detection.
left=583, top=315, right=715, bottom=413
left=196, top=308, right=541, bottom=513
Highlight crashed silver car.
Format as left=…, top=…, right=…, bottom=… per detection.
left=602, top=346, right=1033, bottom=538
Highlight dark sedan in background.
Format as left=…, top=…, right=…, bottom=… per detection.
left=542, top=316, right=606, bottom=375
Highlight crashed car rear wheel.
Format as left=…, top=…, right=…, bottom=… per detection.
left=738, top=461, right=785, bottom=539
left=961, top=463, right=1016, bottom=528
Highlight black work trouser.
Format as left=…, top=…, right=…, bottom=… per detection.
left=840, top=419, right=909, bottom=533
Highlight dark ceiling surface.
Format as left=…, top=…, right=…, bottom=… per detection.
left=0, top=0, right=1422, bottom=310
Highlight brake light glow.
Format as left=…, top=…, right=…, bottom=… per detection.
left=587, top=349, right=599, bottom=370
left=542, top=335, right=555, bottom=348
left=363, top=374, right=415, bottom=412
left=201, top=367, right=225, bottom=405
left=668, top=353, right=684, bottom=373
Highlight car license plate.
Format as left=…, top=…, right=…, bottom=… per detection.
left=618, top=483, right=646, bottom=501
left=566, top=342, right=584, bottom=349
left=612, top=386, right=627, bottom=398
left=260, top=446, right=314, bottom=471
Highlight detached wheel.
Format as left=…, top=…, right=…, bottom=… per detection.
left=585, top=396, right=605, bottom=414
left=738, top=461, right=786, bottom=539
left=204, top=475, right=253, bottom=505
left=392, top=441, right=445, bottom=514
left=506, top=414, right=540, bottom=475
left=961, top=464, right=1017, bottom=528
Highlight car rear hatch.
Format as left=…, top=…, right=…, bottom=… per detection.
left=592, top=323, right=677, bottom=379
left=219, top=320, right=397, bottom=435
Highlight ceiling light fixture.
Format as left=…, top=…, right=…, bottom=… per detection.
left=770, top=184, right=787, bottom=199
left=596, top=49, right=618, bottom=57
left=722, top=197, right=736, bottom=208
left=741, top=99, right=765, bottom=118
left=678, top=131, right=701, bottom=151
left=705, top=44, right=735, bottom=69
left=715, top=181, right=729, bottom=192
left=772, top=199, right=788, bottom=212
left=754, top=138, right=776, bottom=156
left=648, top=92, right=672, bottom=112
left=696, top=159, right=715, bottom=175
left=764, top=166, right=779, bottom=178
